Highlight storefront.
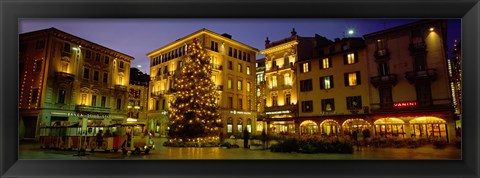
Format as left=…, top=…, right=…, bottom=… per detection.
left=342, top=118, right=371, bottom=135
left=300, top=120, right=318, bottom=135
left=319, top=119, right=340, bottom=136
left=409, top=116, right=448, bottom=140
left=374, top=118, right=406, bottom=138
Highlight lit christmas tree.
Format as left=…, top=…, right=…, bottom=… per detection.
left=167, top=38, right=221, bottom=143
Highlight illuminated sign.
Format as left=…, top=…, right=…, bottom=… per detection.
left=66, top=112, right=109, bottom=119
left=265, top=110, right=291, bottom=115
left=393, top=101, right=417, bottom=108
left=230, top=110, right=252, bottom=115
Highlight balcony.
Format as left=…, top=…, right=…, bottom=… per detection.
left=370, top=74, right=397, bottom=88
left=270, top=84, right=293, bottom=91
left=75, top=105, right=111, bottom=113
left=266, top=63, right=295, bottom=73
left=114, top=85, right=127, bottom=92
left=405, top=69, right=437, bottom=83
left=212, top=64, right=223, bottom=70
left=55, top=71, right=75, bottom=83
left=409, top=42, right=427, bottom=54
left=265, top=104, right=297, bottom=113
left=374, top=49, right=390, bottom=61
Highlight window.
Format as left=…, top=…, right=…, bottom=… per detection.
left=414, top=55, right=427, bottom=71
left=238, top=98, right=243, bottom=110
left=246, top=66, right=251, bottom=75
left=329, top=46, right=335, bottom=54
left=211, top=41, right=218, bottom=52
left=101, top=96, right=106, bottom=107
left=103, top=73, right=108, bottom=83
left=239, top=50, right=243, bottom=60
left=162, top=99, right=166, bottom=110
left=377, top=39, right=386, bottom=50
left=238, top=64, right=242, bottom=73
left=379, top=62, right=389, bottom=76
left=228, top=61, right=233, bottom=70
left=234, top=49, right=237, bottom=58
left=116, top=98, right=122, bottom=110
left=228, top=97, right=233, bottom=108
left=34, top=60, right=42, bottom=72
left=237, top=80, right=242, bottom=91
left=227, top=118, right=233, bottom=133
left=247, top=100, right=251, bottom=110
left=344, top=71, right=361, bottom=86
left=83, top=68, right=90, bottom=79
left=416, top=82, right=433, bottom=107
left=91, top=95, right=97, bottom=106
left=379, top=87, right=393, bottom=108
left=257, top=73, right=264, bottom=84
left=104, top=56, right=110, bottom=64
left=237, top=119, right=243, bottom=133
left=300, top=79, right=313, bottom=92
left=120, top=61, right=124, bottom=69
left=272, top=95, right=278, bottom=106
left=321, top=58, right=332, bottom=69
left=155, top=100, right=159, bottom=111
left=164, top=66, right=168, bottom=74
left=321, top=99, right=335, bottom=111
left=344, top=52, right=358, bottom=64
left=94, top=53, right=100, bottom=62
left=346, top=96, right=362, bottom=110
left=228, top=79, right=233, bottom=89
left=61, top=62, right=68, bottom=72
left=284, top=73, right=291, bottom=86
left=247, top=82, right=251, bottom=92
left=301, top=100, right=313, bottom=112
left=229, top=47, right=232, bottom=56
left=320, top=75, right=334, bottom=89
left=342, top=43, right=349, bottom=51
left=31, top=88, right=39, bottom=103
left=63, top=43, right=70, bottom=53
left=247, top=54, right=251, bottom=62
left=178, top=61, right=183, bottom=69
left=243, top=52, right=247, bottom=61
left=271, top=76, right=277, bottom=88
left=93, top=71, right=99, bottom=81
left=285, top=93, right=291, bottom=105
left=272, top=60, right=277, bottom=68
left=58, top=89, right=66, bottom=104
left=81, top=94, right=87, bottom=105
left=411, top=29, right=423, bottom=44
left=301, top=62, right=310, bottom=73
left=85, top=50, right=92, bottom=59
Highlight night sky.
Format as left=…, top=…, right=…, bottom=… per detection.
left=19, top=19, right=461, bottom=74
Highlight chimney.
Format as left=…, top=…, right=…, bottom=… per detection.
left=221, top=33, right=232, bottom=39
left=265, top=37, right=270, bottom=46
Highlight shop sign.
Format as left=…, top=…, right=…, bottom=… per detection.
left=67, top=112, right=109, bottom=119
left=230, top=110, right=252, bottom=115
left=265, top=110, right=290, bottom=115
left=393, top=101, right=417, bottom=108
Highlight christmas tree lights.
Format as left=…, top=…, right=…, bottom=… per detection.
left=167, top=38, right=221, bottom=143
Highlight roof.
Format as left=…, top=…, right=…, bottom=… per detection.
left=363, top=19, right=445, bottom=38
left=20, top=27, right=135, bottom=60
left=147, top=28, right=259, bottom=57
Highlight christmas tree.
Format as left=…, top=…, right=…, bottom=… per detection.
left=167, top=38, right=221, bottom=143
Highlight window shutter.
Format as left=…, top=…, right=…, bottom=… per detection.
left=330, top=75, right=334, bottom=88
left=320, top=77, right=325, bottom=89
left=343, top=54, right=348, bottom=64
left=344, top=73, right=349, bottom=86
left=329, top=57, right=333, bottom=68
left=308, top=62, right=311, bottom=71
left=331, top=99, right=335, bottom=111
left=356, top=71, right=361, bottom=85
left=300, top=64, right=304, bottom=73
left=354, top=52, right=359, bottom=63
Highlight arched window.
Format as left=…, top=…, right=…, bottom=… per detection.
left=246, top=118, right=252, bottom=133
left=227, top=118, right=233, bottom=133
left=300, top=120, right=318, bottom=135
left=237, top=118, right=243, bottom=133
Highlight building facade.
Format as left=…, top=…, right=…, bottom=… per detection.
left=255, top=58, right=267, bottom=134
left=364, top=19, right=455, bottom=142
left=127, top=68, right=149, bottom=124
left=19, top=28, right=134, bottom=140
left=259, top=20, right=455, bottom=142
left=147, top=29, right=259, bottom=137
left=296, top=37, right=371, bottom=136
left=448, top=40, right=461, bottom=130
left=260, top=29, right=332, bottom=135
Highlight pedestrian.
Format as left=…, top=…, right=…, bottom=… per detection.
left=261, top=129, right=267, bottom=150
left=243, top=128, right=250, bottom=148
left=96, top=130, right=103, bottom=148
left=103, top=129, right=112, bottom=137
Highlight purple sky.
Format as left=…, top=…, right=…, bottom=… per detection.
left=19, top=19, right=460, bottom=74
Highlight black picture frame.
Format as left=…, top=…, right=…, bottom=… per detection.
left=1, top=0, right=479, bottom=177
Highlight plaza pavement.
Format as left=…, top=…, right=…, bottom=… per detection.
left=19, top=137, right=461, bottom=160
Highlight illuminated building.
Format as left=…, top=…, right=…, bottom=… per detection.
left=255, top=58, right=267, bottom=134
left=296, top=37, right=371, bottom=136
left=19, top=28, right=134, bottom=140
left=127, top=68, right=150, bottom=124
left=147, top=29, right=259, bottom=137
left=260, top=29, right=332, bottom=135
left=364, top=19, right=455, bottom=142
left=448, top=40, right=461, bottom=131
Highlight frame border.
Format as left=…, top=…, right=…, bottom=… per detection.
left=1, top=0, right=479, bottom=177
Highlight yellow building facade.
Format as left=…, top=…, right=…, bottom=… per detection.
left=147, top=29, right=259, bottom=137
left=19, top=28, right=134, bottom=140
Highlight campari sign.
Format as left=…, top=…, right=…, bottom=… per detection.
left=393, top=101, right=417, bottom=108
